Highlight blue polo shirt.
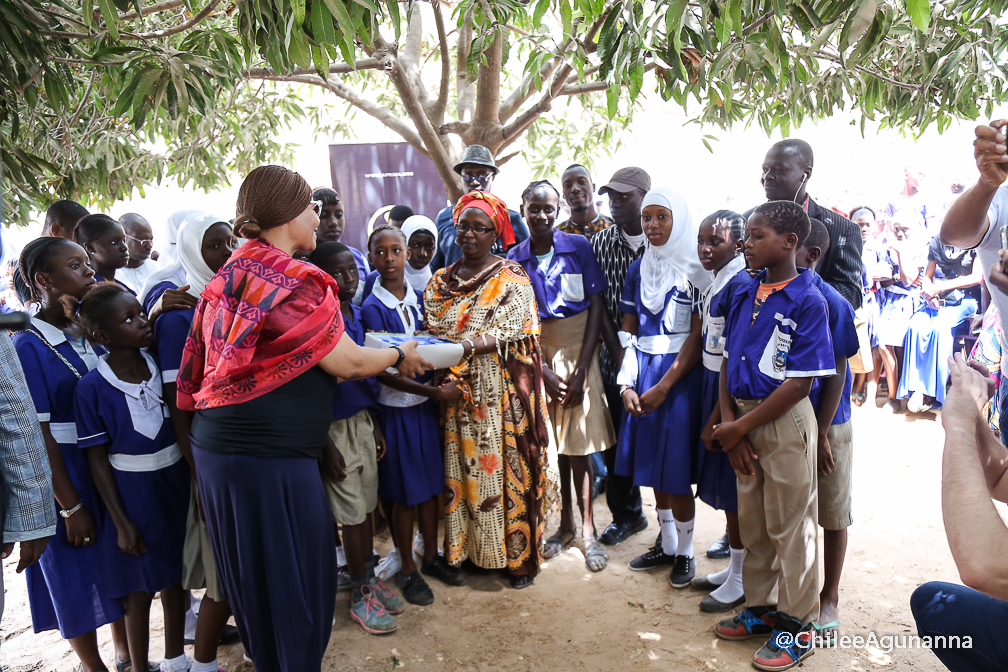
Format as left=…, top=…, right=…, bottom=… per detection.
left=807, top=274, right=859, bottom=425
left=332, top=304, right=379, bottom=421
left=715, top=269, right=835, bottom=400
left=507, top=230, right=608, bottom=319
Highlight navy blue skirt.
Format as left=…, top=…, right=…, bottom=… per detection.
left=696, top=368, right=738, bottom=512
left=194, top=447, right=336, bottom=672
left=378, top=401, right=444, bottom=506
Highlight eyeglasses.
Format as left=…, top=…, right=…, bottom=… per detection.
left=125, top=234, right=154, bottom=247
left=310, top=199, right=324, bottom=216
left=461, top=171, right=494, bottom=184
left=455, top=222, right=495, bottom=235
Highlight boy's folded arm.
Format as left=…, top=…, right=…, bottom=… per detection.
left=732, top=377, right=814, bottom=437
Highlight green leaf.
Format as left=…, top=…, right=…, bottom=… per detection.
left=98, top=0, right=120, bottom=40
left=168, top=57, right=190, bottom=118
left=729, top=0, right=742, bottom=36
left=385, top=0, right=401, bottom=39
left=83, top=0, right=94, bottom=27
left=312, top=0, right=337, bottom=45
left=311, top=43, right=329, bottom=78
left=292, top=0, right=306, bottom=27
left=533, top=0, right=550, bottom=27
left=289, top=28, right=311, bottom=69
left=321, top=0, right=355, bottom=38
left=905, top=0, right=930, bottom=32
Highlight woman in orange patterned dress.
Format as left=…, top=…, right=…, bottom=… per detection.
left=424, top=191, right=559, bottom=589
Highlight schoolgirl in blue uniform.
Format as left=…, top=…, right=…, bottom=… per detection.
left=361, top=225, right=467, bottom=606
left=74, top=214, right=136, bottom=295
left=691, top=210, right=750, bottom=612
left=70, top=283, right=190, bottom=672
left=12, top=238, right=131, bottom=671
left=616, top=187, right=711, bottom=588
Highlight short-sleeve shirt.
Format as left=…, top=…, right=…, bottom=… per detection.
left=971, top=186, right=1008, bottom=365
left=927, top=235, right=975, bottom=280
left=701, top=264, right=751, bottom=372
left=332, top=304, right=379, bottom=421
left=716, top=269, right=835, bottom=400
left=807, top=274, right=859, bottom=425
left=507, top=231, right=608, bottom=319
left=620, top=259, right=699, bottom=338
left=142, top=280, right=177, bottom=316
left=75, top=353, right=177, bottom=456
left=154, top=307, right=195, bottom=384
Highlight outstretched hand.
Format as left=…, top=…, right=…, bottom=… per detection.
left=395, top=340, right=434, bottom=378
left=974, top=120, right=1008, bottom=190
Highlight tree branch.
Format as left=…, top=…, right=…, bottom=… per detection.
left=558, top=80, right=609, bottom=95
left=500, top=62, right=573, bottom=142
left=456, top=6, right=475, bottom=122
left=245, top=58, right=385, bottom=78
left=742, top=10, right=775, bottom=36
left=431, top=0, right=451, bottom=125
left=440, top=120, right=471, bottom=135
left=131, top=0, right=223, bottom=40
left=473, top=29, right=503, bottom=127
left=815, top=50, right=921, bottom=91
left=119, top=0, right=186, bottom=22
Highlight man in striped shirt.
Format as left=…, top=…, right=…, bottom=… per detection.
left=591, top=167, right=651, bottom=546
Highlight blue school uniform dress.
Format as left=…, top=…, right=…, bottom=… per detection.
left=74, top=352, right=189, bottom=598
left=142, top=280, right=180, bottom=316
left=332, top=304, right=379, bottom=421
left=154, top=306, right=195, bottom=385
left=615, top=259, right=704, bottom=495
left=695, top=258, right=749, bottom=512
left=361, top=280, right=443, bottom=506
left=877, top=246, right=926, bottom=347
left=12, top=320, right=123, bottom=639
left=807, top=275, right=860, bottom=424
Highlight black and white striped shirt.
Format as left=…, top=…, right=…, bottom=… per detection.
left=590, top=225, right=645, bottom=384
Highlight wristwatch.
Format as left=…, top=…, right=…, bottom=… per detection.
left=391, top=345, right=406, bottom=368
left=59, top=501, right=83, bottom=519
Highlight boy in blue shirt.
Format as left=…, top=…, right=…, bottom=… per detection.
left=710, top=201, right=836, bottom=671
left=799, top=219, right=859, bottom=646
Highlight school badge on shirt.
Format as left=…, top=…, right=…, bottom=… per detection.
left=757, top=314, right=796, bottom=380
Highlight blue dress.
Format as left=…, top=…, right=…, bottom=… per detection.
left=615, top=260, right=704, bottom=495
left=154, top=306, right=195, bottom=385
left=142, top=280, right=178, bottom=316
left=361, top=282, right=443, bottom=506
left=74, top=352, right=189, bottom=598
left=12, top=320, right=123, bottom=639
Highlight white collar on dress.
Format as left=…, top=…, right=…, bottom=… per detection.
left=372, top=279, right=420, bottom=335
left=97, top=351, right=163, bottom=408
left=30, top=316, right=68, bottom=346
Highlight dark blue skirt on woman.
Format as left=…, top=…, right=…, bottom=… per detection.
left=696, top=367, right=738, bottom=512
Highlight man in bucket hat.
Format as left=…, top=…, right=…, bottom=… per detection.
left=431, top=145, right=530, bottom=270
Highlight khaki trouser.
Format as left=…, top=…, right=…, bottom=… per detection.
left=735, top=395, right=820, bottom=625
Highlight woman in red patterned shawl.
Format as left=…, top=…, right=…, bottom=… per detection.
left=424, top=191, right=559, bottom=590
left=176, top=165, right=429, bottom=672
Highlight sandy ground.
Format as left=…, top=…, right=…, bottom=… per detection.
left=1, top=400, right=969, bottom=672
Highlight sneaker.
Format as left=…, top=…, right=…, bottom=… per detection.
left=396, top=570, right=435, bottom=606
left=413, top=530, right=424, bottom=558
left=752, top=628, right=814, bottom=671
left=669, top=555, right=695, bottom=588
left=376, top=548, right=401, bottom=581
left=714, top=609, right=776, bottom=641
left=350, top=586, right=398, bottom=635
left=422, top=556, right=469, bottom=586
left=629, top=536, right=676, bottom=571
left=368, top=577, right=406, bottom=614
left=337, top=564, right=352, bottom=592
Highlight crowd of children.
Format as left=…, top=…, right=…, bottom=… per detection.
left=4, top=152, right=985, bottom=672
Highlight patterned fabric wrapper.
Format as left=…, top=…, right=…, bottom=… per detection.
left=424, top=258, right=559, bottom=577
left=177, top=239, right=344, bottom=410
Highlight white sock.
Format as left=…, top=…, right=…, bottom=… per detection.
left=675, top=516, right=695, bottom=558
left=160, top=654, right=190, bottom=672
left=192, top=660, right=219, bottom=672
left=657, top=509, right=678, bottom=555
left=336, top=545, right=347, bottom=567
left=709, top=547, right=745, bottom=604
left=706, top=564, right=730, bottom=586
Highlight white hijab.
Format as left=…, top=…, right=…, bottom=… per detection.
left=178, top=213, right=229, bottom=297
left=140, top=210, right=219, bottom=303
left=639, top=187, right=712, bottom=318
left=401, top=215, right=439, bottom=291
left=158, top=209, right=198, bottom=269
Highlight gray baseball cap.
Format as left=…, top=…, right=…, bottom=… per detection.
left=599, top=167, right=651, bottom=194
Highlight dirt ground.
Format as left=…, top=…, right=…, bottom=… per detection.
left=1, top=400, right=971, bottom=672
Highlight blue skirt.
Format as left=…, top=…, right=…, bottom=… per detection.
left=101, top=459, right=189, bottom=598
left=615, top=350, right=703, bottom=495
left=877, top=292, right=919, bottom=347
left=695, top=368, right=738, bottom=512
left=898, top=298, right=978, bottom=405
left=27, top=443, right=123, bottom=639
left=378, top=401, right=444, bottom=506
left=194, top=447, right=335, bottom=672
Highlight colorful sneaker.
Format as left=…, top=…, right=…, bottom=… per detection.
left=669, top=555, right=695, bottom=588
left=376, top=548, right=401, bottom=581
left=369, top=577, right=406, bottom=614
left=629, top=535, right=675, bottom=571
left=752, top=627, right=814, bottom=671
left=714, top=609, right=776, bottom=640
left=350, top=586, right=398, bottom=635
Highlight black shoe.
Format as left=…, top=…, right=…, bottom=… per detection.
left=629, top=536, right=676, bottom=571
left=183, top=622, right=242, bottom=647
left=707, top=532, right=730, bottom=559
left=593, top=474, right=606, bottom=498
left=669, top=555, right=695, bottom=588
left=422, top=556, right=469, bottom=586
left=699, top=592, right=746, bottom=612
left=396, top=571, right=435, bottom=606
left=599, top=516, right=648, bottom=546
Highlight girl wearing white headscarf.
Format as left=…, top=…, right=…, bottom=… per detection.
left=616, top=186, right=711, bottom=587
left=158, top=209, right=199, bottom=270
left=400, top=215, right=439, bottom=291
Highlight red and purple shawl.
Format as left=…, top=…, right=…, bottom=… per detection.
left=176, top=238, right=344, bottom=410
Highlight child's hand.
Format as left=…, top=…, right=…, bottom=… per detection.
left=542, top=366, right=567, bottom=402
left=701, top=417, right=721, bottom=452
left=320, top=438, right=347, bottom=482
left=118, top=520, right=145, bottom=556
left=638, top=383, right=669, bottom=415
left=562, top=367, right=588, bottom=408
left=712, top=420, right=745, bottom=451
left=435, top=380, right=464, bottom=404
left=65, top=505, right=97, bottom=547
left=373, top=423, right=387, bottom=462
left=622, top=388, right=642, bottom=416
left=726, top=437, right=758, bottom=477
left=817, top=432, right=835, bottom=477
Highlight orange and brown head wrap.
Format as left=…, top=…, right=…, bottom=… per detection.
left=234, top=165, right=312, bottom=239
left=452, top=191, right=515, bottom=248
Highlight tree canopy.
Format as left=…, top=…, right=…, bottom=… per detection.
left=2, top=0, right=1007, bottom=225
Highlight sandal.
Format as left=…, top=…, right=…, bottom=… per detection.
left=852, top=391, right=866, bottom=407
left=542, top=528, right=575, bottom=559
left=811, top=619, right=840, bottom=647
left=582, top=537, right=608, bottom=572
